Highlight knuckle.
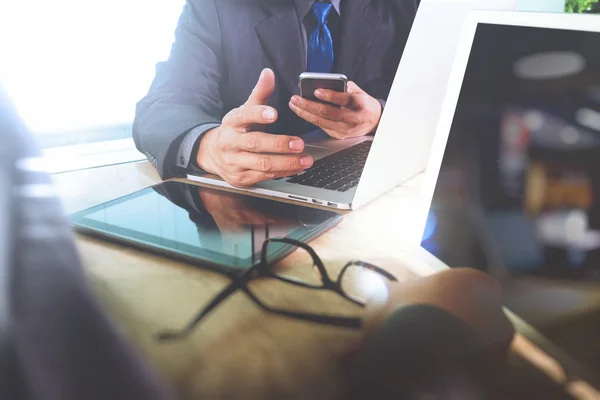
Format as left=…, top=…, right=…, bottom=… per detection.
left=236, top=107, right=247, bottom=125
left=312, top=115, right=321, bottom=126
left=245, top=133, right=258, bottom=150
left=348, top=114, right=361, bottom=125
left=237, top=174, right=251, bottom=187
left=257, top=157, right=272, bottom=172
left=229, top=175, right=242, bottom=187
left=347, top=126, right=359, bottom=137
left=286, top=157, right=297, bottom=170
left=222, top=153, right=235, bottom=166
left=217, top=140, right=228, bottom=153
left=230, top=173, right=247, bottom=187
left=272, top=136, right=284, bottom=151
left=319, top=105, right=329, bottom=117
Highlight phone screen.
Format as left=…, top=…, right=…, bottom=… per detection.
left=300, top=78, right=346, bottom=102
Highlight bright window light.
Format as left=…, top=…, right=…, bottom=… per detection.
left=0, top=0, right=184, bottom=137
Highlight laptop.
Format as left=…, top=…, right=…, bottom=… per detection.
left=187, top=0, right=516, bottom=210
left=416, top=10, right=600, bottom=389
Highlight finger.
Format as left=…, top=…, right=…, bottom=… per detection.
left=289, top=101, right=348, bottom=132
left=282, top=169, right=305, bottom=177
left=290, top=95, right=347, bottom=122
left=225, top=170, right=280, bottom=187
left=346, top=81, right=362, bottom=94
left=314, top=88, right=353, bottom=107
left=246, top=68, right=276, bottom=106
left=273, top=169, right=305, bottom=179
left=226, top=170, right=274, bottom=187
left=232, top=131, right=305, bottom=154
left=223, top=104, right=278, bottom=128
left=227, top=168, right=306, bottom=188
left=232, top=152, right=313, bottom=174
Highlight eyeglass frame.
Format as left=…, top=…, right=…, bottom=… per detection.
left=156, top=237, right=397, bottom=342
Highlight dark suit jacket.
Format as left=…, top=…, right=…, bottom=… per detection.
left=0, top=87, right=172, bottom=399
left=133, top=0, right=420, bottom=179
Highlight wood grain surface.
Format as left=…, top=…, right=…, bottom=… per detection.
left=52, top=161, right=426, bottom=399
left=51, top=161, right=599, bottom=399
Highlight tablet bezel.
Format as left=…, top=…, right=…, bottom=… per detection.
left=69, top=181, right=343, bottom=277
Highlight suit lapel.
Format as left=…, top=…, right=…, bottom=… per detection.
left=337, top=0, right=381, bottom=78
left=256, top=0, right=305, bottom=96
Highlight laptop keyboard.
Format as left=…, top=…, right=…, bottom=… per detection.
left=286, top=141, right=372, bottom=192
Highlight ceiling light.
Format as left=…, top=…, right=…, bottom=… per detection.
left=575, top=107, right=600, bottom=132
left=524, top=110, right=544, bottom=131
left=560, top=127, right=580, bottom=145
left=513, top=51, right=586, bottom=80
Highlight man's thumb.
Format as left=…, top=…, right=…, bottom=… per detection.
left=246, top=68, right=276, bottom=105
left=347, top=81, right=363, bottom=94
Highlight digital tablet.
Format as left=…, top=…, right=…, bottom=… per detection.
left=69, top=181, right=342, bottom=274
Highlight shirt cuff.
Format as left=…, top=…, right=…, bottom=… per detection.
left=175, top=123, right=221, bottom=171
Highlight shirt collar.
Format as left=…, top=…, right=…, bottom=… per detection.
left=295, top=0, right=341, bottom=22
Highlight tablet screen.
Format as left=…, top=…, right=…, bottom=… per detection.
left=70, top=181, right=342, bottom=270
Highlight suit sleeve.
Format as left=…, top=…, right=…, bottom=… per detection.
left=133, top=0, right=224, bottom=179
left=1, top=85, right=173, bottom=400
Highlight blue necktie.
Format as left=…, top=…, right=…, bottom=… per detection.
left=308, top=2, right=334, bottom=73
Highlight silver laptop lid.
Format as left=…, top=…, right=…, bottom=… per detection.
left=352, top=0, right=516, bottom=210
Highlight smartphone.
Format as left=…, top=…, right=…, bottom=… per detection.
left=299, top=72, right=347, bottom=102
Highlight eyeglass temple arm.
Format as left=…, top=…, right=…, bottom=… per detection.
left=340, top=260, right=398, bottom=282
left=155, top=275, right=247, bottom=341
left=268, top=274, right=331, bottom=288
left=262, top=238, right=333, bottom=285
left=242, top=286, right=362, bottom=329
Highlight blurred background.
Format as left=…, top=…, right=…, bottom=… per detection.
left=0, top=0, right=185, bottom=172
left=421, top=20, right=600, bottom=382
left=564, top=0, right=600, bottom=13
left=0, top=0, right=184, bottom=147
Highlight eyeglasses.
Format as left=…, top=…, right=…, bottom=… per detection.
left=156, top=238, right=397, bottom=341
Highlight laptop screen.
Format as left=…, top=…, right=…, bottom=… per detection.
left=422, top=22, right=600, bottom=385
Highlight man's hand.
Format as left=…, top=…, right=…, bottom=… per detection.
left=197, top=69, right=314, bottom=187
left=288, top=81, right=383, bottom=140
left=199, top=188, right=294, bottom=232
left=198, top=189, right=273, bottom=232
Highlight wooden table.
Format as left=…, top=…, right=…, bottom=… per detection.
left=52, top=161, right=599, bottom=399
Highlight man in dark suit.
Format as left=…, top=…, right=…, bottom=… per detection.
left=133, top=0, right=420, bottom=187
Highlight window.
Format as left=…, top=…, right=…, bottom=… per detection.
left=0, top=0, right=185, bottom=149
